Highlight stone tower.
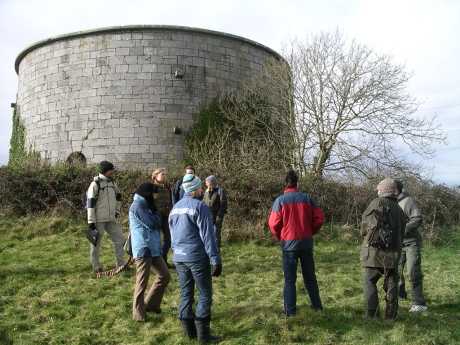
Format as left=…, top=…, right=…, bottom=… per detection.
left=14, top=25, right=283, bottom=168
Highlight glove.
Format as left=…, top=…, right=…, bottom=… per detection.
left=86, top=224, right=99, bottom=246
left=211, top=263, right=222, bottom=277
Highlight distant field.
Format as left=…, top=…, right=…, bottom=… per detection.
left=0, top=217, right=459, bottom=345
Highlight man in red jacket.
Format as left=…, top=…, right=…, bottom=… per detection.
left=268, top=170, right=325, bottom=316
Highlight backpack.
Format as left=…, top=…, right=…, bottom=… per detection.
left=367, top=202, right=395, bottom=250
left=82, top=179, right=101, bottom=209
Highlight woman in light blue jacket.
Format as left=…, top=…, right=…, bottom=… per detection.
left=129, top=182, right=170, bottom=322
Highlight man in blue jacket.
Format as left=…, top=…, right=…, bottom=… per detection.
left=169, top=174, right=222, bottom=343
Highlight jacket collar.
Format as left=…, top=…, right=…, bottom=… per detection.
left=133, top=193, right=147, bottom=205
left=284, top=186, right=299, bottom=193
left=98, top=173, right=111, bottom=181
left=397, top=192, right=407, bottom=201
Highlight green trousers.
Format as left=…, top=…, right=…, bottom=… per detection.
left=398, top=242, right=426, bottom=305
left=363, top=267, right=399, bottom=319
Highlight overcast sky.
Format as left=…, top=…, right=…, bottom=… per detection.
left=0, top=0, right=459, bottom=184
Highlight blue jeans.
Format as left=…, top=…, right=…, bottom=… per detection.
left=283, top=248, right=323, bottom=316
left=175, top=259, right=213, bottom=321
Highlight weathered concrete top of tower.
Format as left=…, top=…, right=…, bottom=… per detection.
left=15, top=25, right=284, bottom=73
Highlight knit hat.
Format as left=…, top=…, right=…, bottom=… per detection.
left=99, top=161, right=115, bottom=174
left=205, top=175, right=217, bottom=184
left=182, top=174, right=202, bottom=193
left=376, top=178, right=397, bottom=197
left=135, top=182, right=157, bottom=212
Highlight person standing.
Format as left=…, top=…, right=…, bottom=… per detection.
left=203, top=175, right=228, bottom=249
left=268, top=170, right=325, bottom=316
left=360, top=178, right=406, bottom=320
left=395, top=180, right=428, bottom=312
left=86, top=161, right=126, bottom=273
left=172, top=164, right=195, bottom=205
left=151, top=168, right=174, bottom=268
left=130, top=182, right=170, bottom=321
left=169, top=174, right=222, bottom=343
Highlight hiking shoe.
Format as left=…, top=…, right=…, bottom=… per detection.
left=409, top=305, right=428, bottom=313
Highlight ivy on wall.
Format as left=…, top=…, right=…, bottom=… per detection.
left=8, top=108, right=40, bottom=169
left=8, top=107, right=27, bottom=168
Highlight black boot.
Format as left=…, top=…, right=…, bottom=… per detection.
left=180, top=319, right=196, bottom=339
left=195, top=319, right=220, bottom=344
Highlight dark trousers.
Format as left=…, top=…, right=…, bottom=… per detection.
left=363, top=267, right=398, bottom=319
left=214, top=217, right=224, bottom=249
left=175, top=259, right=213, bottom=321
left=398, top=242, right=426, bottom=305
left=282, top=249, right=322, bottom=316
left=133, top=256, right=170, bottom=321
left=160, top=214, right=171, bottom=261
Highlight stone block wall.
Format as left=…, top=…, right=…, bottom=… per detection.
left=15, top=26, right=283, bottom=169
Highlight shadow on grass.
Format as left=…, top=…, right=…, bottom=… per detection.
left=0, top=265, right=81, bottom=280
left=214, top=301, right=460, bottom=343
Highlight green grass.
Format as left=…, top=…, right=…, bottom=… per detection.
left=0, top=217, right=459, bottom=345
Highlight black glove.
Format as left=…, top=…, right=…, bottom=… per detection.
left=86, top=224, right=99, bottom=246
left=211, top=263, right=222, bottom=277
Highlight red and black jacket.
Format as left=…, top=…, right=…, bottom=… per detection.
left=268, top=187, right=325, bottom=251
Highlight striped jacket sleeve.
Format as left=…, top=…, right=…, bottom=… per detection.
left=87, top=181, right=99, bottom=224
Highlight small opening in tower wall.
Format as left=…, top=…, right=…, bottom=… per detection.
left=66, top=152, right=87, bottom=166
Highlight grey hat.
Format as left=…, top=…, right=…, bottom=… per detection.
left=205, top=175, right=217, bottom=184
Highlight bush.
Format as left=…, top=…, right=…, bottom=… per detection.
left=0, top=161, right=458, bottom=243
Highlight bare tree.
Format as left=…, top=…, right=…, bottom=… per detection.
left=281, top=30, right=445, bottom=178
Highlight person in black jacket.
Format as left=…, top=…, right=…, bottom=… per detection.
left=172, top=165, right=195, bottom=205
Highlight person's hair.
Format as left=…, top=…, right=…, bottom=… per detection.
left=395, top=180, right=404, bottom=193
left=285, top=170, right=298, bottom=187
left=135, top=182, right=157, bottom=212
left=152, top=168, right=166, bottom=180
left=185, top=164, right=194, bottom=171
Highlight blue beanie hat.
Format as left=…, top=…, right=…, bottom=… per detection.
left=182, top=174, right=202, bottom=193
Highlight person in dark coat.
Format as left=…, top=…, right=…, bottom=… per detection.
left=203, top=175, right=227, bottom=249
left=360, top=178, right=406, bottom=320
left=151, top=168, right=174, bottom=268
left=396, top=180, right=428, bottom=312
left=172, top=164, right=195, bottom=205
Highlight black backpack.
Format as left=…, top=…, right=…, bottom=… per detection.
left=367, top=202, right=395, bottom=250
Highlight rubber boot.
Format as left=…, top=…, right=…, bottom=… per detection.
left=180, top=319, right=196, bottom=339
left=195, top=319, right=220, bottom=344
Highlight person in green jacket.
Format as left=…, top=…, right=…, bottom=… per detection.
left=395, top=180, right=428, bottom=313
left=360, top=178, right=406, bottom=320
left=203, top=175, right=227, bottom=249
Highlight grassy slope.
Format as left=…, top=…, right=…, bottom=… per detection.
left=0, top=217, right=459, bottom=345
